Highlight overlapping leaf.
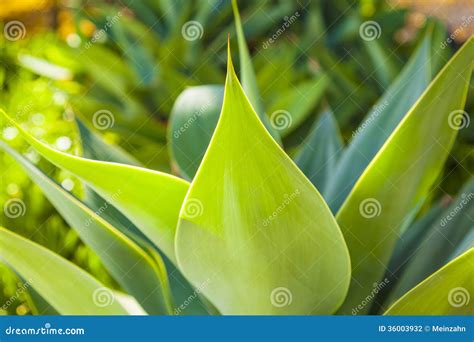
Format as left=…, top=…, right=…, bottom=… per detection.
left=175, top=47, right=351, bottom=315
left=0, top=109, right=189, bottom=264
left=324, top=30, right=434, bottom=211
left=336, top=37, right=473, bottom=314
left=0, top=227, right=128, bottom=315
left=0, top=141, right=173, bottom=314
left=385, top=248, right=473, bottom=315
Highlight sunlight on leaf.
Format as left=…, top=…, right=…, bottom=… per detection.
left=0, top=227, right=129, bottom=315
left=336, top=37, right=473, bottom=314
left=175, top=45, right=351, bottom=315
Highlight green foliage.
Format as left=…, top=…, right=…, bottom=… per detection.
left=0, top=0, right=472, bottom=317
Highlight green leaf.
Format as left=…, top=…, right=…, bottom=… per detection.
left=76, top=117, right=212, bottom=315
left=76, top=116, right=141, bottom=167
left=370, top=202, right=445, bottom=313
left=0, top=109, right=190, bottom=265
left=267, top=75, right=330, bottom=137
left=0, top=227, right=128, bottom=315
left=169, top=85, right=224, bottom=180
left=384, top=248, right=473, bottom=315
left=295, top=110, right=343, bottom=195
left=324, top=30, right=434, bottom=211
left=0, top=141, right=173, bottom=315
left=387, top=180, right=474, bottom=306
left=231, top=0, right=281, bottom=144
left=336, top=37, right=473, bottom=314
left=75, top=117, right=151, bottom=245
left=175, top=46, right=351, bottom=315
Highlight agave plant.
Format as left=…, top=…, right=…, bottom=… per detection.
left=0, top=16, right=473, bottom=316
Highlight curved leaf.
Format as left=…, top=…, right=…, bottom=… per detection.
left=175, top=46, right=351, bottom=315
left=336, top=37, right=473, bottom=314
left=0, top=227, right=128, bottom=315
left=325, top=30, right=434, bottom=211
left=232, top=0, right=281, bottom=143
left=385, top=248, right=473, bottom=315
left=0, top=109, right=189, bottom=264
left=0, top=141, right=173, bottom=314
left=387, top=180, right=474, bottom=305
left=76, top=117, right=214, bottom=315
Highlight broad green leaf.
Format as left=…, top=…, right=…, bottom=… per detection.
left=295, top=110, right=343, bottom=195
left=76, top=118, right=211, bottom=315
left=0, top=227, right=128, bottom=315
left=0, top=109, right=190, bottom=264
left=175, top=47, right=351, bottom=315
left=387, top=180, right=474, bottom=305
left=0, top=141, right=173, bottom=315
left=324, top=30, right=433, bottom=211
left=267, top=75, right=330, bottom=137
left=169, top=85, right=224, bottom=180
left=336, top=37, right=473, bottom=314
left=232, top=0, right=281, bottom=144
left=384, top=248, right=474, bottom=315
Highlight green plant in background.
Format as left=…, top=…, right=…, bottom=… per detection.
left=0, top=22, right=472, bottom=316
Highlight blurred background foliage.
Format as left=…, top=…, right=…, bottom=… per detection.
left=0, top=0, right=472, bottom=315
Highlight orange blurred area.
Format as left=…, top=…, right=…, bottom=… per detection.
left=391, top=0, right=474, bottom=42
